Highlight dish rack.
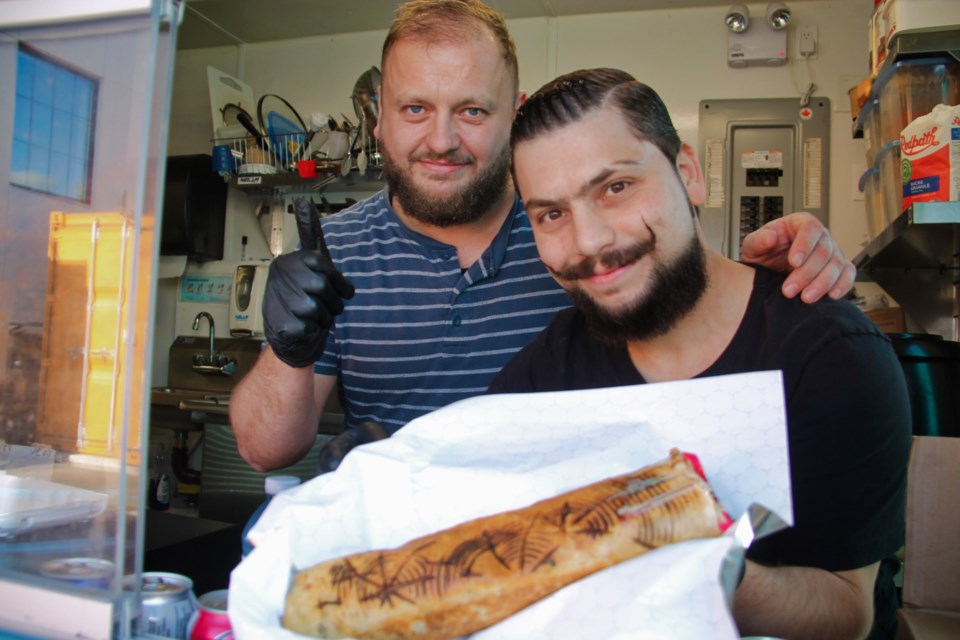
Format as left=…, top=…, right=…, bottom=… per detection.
left=212, top=131, right=380, bottom=177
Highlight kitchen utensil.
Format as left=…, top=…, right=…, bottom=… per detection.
left=357, top=119, right=368, bottom=176
left=301, top=111, right=331, bottom=158
left=211, top=145, right=235, bottom=176
left=351, top=66, right=380, bottom=132
left=257, top=93, right=306, bottom=167
left=312, top=174, right=338, bottom=192
left=236, top=110, right=263, bottom=145
left=319, top=131, right=348, bottom=160
left=296, top=159, right=318, bottom=178
left=266, top=111, right=304, bottom=162
left=340, top=126, right=361, bottom=176
left=237, top=163, right=277, bottom=176
left=220, top=103, right=253, bottom=129
left=207, top=66, right=255, bottom=138
left=255, top=201, right=285, bottom=258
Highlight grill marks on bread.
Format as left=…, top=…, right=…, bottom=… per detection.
left=283, top=450, right=728, bottom=639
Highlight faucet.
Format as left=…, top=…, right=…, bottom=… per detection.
left=191, top=311, right=235, bottom=376
left=193, top=311, right=216, bottom=362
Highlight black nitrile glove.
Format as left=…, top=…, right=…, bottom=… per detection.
left=317, top=421, right=391, bottom=474
left=262, top=249, right=355, bottom=368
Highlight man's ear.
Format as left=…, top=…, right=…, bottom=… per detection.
left=676, top=143, right=706, bottom=206
left=515, top=91, right=527, bottom=111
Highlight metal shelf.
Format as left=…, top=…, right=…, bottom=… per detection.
left=854, top=202, right=959, bottom=341
left=231, top=168, right=385, bottom=194
left=855, top=202, right=960, bottom=272
left=885, top=30, right=960, bottom=69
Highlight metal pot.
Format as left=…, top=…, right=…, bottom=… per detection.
left=351, top=66, right=380, bottom=132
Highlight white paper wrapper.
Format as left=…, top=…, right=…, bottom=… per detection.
left=229, top=370, right=792, bottom=639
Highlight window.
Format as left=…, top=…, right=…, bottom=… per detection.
left=11, top=44, right=98, bottom=202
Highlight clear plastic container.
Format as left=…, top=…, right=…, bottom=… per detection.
left=874, top=56, right=960, bottom=145
left=878, top=140, right=904, bottom=221
left=860, top=99, right=882, bottom=167
left=240, top=475, right=301, bottom=556
left=859, top=167, right=884, bottom=240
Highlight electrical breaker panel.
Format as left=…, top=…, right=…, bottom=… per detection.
left=697, top=98, right=830, bottom=259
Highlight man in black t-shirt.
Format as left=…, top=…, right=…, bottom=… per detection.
left=489, top=68, right=912, bottom=640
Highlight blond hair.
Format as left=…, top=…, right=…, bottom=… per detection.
left=382, top=0, right=519, bottom=90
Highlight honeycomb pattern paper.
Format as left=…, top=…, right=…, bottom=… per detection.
left=230, top=370, right=792, bottom=639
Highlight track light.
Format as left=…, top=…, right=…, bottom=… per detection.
left=766, top=2, right=791, bottom=30
left=724, top=4, right=749, bottom=33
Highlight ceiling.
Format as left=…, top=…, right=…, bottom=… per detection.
left=176, top=0, right=743, bottom=50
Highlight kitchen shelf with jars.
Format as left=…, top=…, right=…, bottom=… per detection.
left=850, top=22, right=960, bottom=342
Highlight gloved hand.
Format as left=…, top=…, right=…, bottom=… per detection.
left=262, top=249, right=355, bottom=368
left=317, top=421, right=391, bottom=474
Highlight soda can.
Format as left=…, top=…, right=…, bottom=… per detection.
left=39, top=557, right=115, bottom=590
left=187, top=589, right=233, bottom=640
left=125, top=571, right=198, bottom=639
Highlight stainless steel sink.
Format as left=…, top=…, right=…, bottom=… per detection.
left=151, top=387, right=230, bottom=413
left=150, top=387, right=216, bottom=406
left=150, top=387, right=227, bottom=431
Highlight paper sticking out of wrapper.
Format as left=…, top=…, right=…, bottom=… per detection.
left=229, top=370, right=793, bottom=640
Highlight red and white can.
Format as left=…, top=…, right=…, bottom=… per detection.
left=188, top=589, right=233, bottom=640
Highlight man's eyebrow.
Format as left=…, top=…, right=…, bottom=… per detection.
left=523, top=160, right=640, bottom=210
left=390, top=90, right=497, bottom=110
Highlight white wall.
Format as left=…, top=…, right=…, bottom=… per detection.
left=169, top=1, right=876, bottom=256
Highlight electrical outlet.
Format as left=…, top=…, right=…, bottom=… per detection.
left=798, top=24, right=818, bottom=60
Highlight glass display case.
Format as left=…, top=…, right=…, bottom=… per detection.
left=0, top=2, right=180, bottom=637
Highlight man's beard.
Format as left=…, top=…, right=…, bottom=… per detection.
left=380, top=140, right=513, bottom=228
left=561, top=225, right=708, bottom=347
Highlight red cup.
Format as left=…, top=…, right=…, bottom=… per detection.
left=188, top=589, right=233, bottom=640
left=297, top=159, right=318, bottom=178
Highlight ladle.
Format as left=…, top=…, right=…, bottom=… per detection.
left=340, top=126, right=361, bottom=177
left=357, top=119, right=368, bottom=176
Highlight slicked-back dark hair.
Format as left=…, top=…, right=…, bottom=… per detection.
left=511, top=68, right=681, bottom=165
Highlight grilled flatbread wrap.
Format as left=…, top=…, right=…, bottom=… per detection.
left=282, top=448, right=731, bottom=639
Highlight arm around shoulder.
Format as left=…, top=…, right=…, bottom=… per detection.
left=229, top=345, right=335, bottom=471
left=741, top=212, right=856, bottom=302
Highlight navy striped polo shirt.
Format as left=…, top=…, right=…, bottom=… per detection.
left=316, top=188, right=571, bottom=433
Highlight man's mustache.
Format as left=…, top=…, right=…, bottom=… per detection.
left=549, top=236, right=656, bottom=281
left=410, top=150, right=475, bottom=166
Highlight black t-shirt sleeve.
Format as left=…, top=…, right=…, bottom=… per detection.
left=747, top=329, right=912, bottom=572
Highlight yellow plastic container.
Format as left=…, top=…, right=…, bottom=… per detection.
left=36, top=212, right=153, bottom=463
